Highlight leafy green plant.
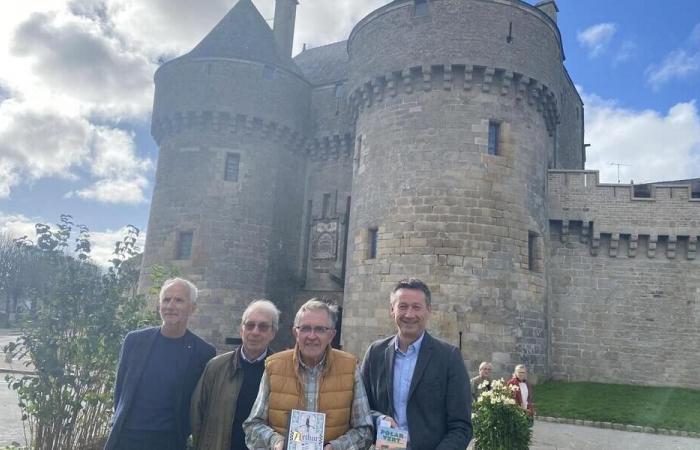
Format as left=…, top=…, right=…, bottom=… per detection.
left=2, top=215, right=158, bottom=450
left=472, top=378, right=532, bottom=450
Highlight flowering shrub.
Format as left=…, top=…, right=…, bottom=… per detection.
left=472, top=379, right=532, bottom=450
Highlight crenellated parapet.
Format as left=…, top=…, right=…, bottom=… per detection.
left=348, top=64, right=560, bottom=135
left=549, top=170, right=700, bottom=259
left=551, top=219, right=700, bottom=261
left=151, top=110, right=307, bottom=152
left=305, top=133, right=354, bottom=161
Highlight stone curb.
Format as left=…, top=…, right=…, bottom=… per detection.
left=536, top=416, right=700, bottom=439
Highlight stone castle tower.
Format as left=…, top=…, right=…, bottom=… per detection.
left=141, top=0, right=700, bottom=388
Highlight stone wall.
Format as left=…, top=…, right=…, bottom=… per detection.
left=547, top=170, right=700, bottom=388
left=548, top=221, right=700, bottom=388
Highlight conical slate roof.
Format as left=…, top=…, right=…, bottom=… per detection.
left=185, top=0, right=302, bottom=75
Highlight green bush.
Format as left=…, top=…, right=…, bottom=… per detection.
left=472, top=378, right=532, bottom=450
left=2, top=216, right=158, bottom=450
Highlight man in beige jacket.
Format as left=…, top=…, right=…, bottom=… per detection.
left=190, top=299, right=280, bottom=450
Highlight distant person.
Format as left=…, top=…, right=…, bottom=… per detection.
left=362, top=278, right=473, bottom=449
left=470, top=361, right=493, bottom=402
left=105, top=278, right=216, bottom=450
left=190, top=299, right=280, bottom=450
left=507, top=364, right=535, bottom=418
left=243, top=299, right=373, bottom=450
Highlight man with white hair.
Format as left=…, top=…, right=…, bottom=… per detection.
left=190, top=299, right=280, bottom=450
left=104, top=278, right=216, bottom=450
left=244, top=299, right=373, bottom=450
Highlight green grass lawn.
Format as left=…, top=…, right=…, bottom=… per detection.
left=535, top=381, right=700, bottom=432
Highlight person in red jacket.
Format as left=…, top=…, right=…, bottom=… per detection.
left=507, top=364, right=534, bottom=421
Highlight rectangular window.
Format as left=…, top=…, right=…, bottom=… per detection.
left=176, top=231, right=193, bottom=260
left=224, top=153, right=240, bottom=181
left=322, top=193, right=332, bottom=218
left=528, top=231, right=538, bottom=272
left=354, top=135, right=363, bottom=170
left=414, top=0, right=429, bottom=16
left=335, top=82, right=345, bottom=99
left=263, top=65, right=275, bottom=80
left=633, top=184, right=652, bottom=198
left=368, top=228, right=378, bottom=259
left=488, top=121, right=500, bottom=155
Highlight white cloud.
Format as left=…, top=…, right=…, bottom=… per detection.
left=646, top=23, right=700, bottom=90
left=89, top=225, right=146, bottom=267
left=0, top=211, right=146, bottom=267
left=577, top=23, right=617, bottom=58
left=0, top=100, right=152, bottom=203
left=646, top=49, right=700, bottom=90
left=11, top=9, right=155, bottom=118
left=582, top=90, right=700, bottom=184
left=0, top=212, right=37, bottom=242
left=69, top=126, right=152, bottom=204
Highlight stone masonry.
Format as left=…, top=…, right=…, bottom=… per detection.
left=139, top=0, right=699, bottom=388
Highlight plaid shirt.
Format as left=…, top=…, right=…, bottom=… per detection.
left=243, top=351, right=373, bottom=450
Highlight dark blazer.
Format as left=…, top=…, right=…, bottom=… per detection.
left=104, top=326, right=216, bottom=450
left=361, top=332, right=472, bottom=450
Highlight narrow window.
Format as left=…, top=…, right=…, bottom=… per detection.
left=368, top=228, right=378, bottom=259
left=488, top=121, right=500, bottom=155
left=354, top=135, right=363, bottom=170
left=528, top=231, right=538, bottom=271
left=322, top=193, right=332, bottom=218
left=224, top=153, right=240, bottom=181
left=335, top=82, right=345, bottom=99
left=176, top=231, right=193, bottom=260
left=335, top=82, right=345, bottom=114
left=414, top=0, right=429, bottom=17
left=263, top=65, right=275, bottom=80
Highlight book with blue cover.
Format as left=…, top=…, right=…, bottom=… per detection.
left=375, top=424, right=408, bottom=450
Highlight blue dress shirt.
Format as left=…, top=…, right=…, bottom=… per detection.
left=392, top=332, right=425, bottom=441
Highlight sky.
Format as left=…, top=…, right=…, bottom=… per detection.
left=1, top=0, right=699, bottom=266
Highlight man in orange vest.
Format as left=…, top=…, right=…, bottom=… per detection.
left=244, top=299, right=373, bottom=450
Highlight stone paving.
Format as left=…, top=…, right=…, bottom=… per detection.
left=531, top=421, right=700, bottom=450
left=0, top=380, right=27, bottom=447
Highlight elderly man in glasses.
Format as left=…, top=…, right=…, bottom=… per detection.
left=244, top=299, right=373, bottom=450
left=190, top=299, right=280, bottom=450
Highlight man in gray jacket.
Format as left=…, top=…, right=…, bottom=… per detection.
left=362, top=278, right=472, bottom=449
left=190, top=299, right=280, bottom=450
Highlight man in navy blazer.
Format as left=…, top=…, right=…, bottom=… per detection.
left=104, top=278, right=216, bottom=450
left=361, top=278, right=472, bottom=450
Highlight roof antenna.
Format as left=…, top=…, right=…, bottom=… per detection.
left=609, top=162, right=631, bottom=184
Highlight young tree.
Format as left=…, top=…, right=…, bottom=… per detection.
left=3, top=216, right=158, bottom=450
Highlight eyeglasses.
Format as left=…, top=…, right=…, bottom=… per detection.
left=243, top=321, right=272, bottom=332
left=295, top=325, right=334, bottom=335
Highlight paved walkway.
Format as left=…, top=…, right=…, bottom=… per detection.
left=0, top=380, right=27, bottom=447
left=531, top=421, right=700, bottom=450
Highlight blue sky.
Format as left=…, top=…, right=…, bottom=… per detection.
left=1, top=0, right=699, bottom=265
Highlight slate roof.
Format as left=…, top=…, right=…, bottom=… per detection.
left=293, top=41, right=349, bottom=86
left=184, top=0, right=302, bottom=76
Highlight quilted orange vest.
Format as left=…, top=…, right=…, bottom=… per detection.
left=266, top=347, right=356, bottom=441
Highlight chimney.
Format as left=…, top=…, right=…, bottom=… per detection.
left=273, top=0, right=299, bottom=58
left=535, top=0, right=559, bottom=23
